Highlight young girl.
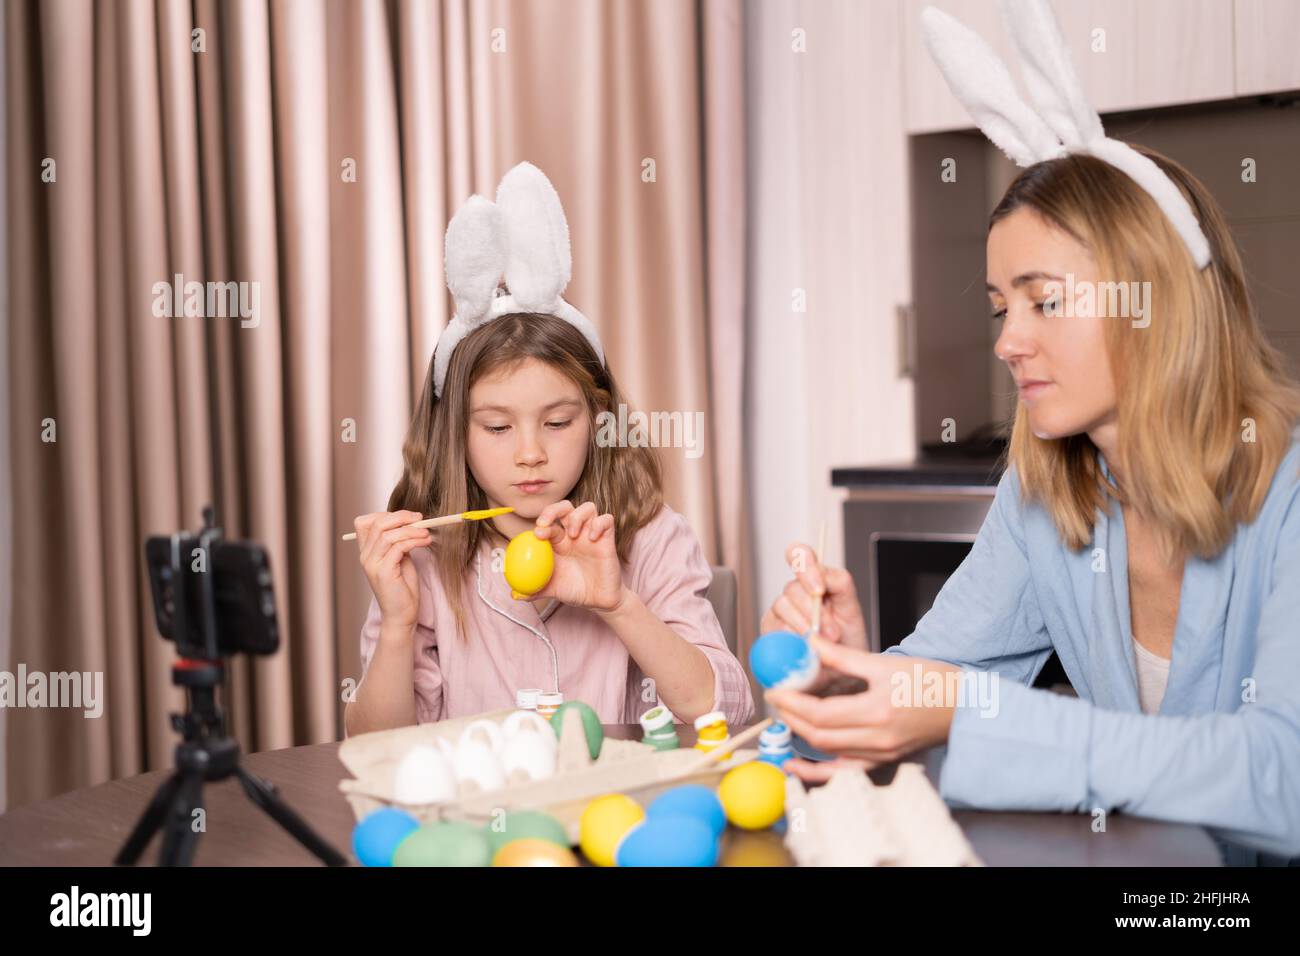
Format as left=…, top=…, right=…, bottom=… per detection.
left=762, top=5, right=1300, bottom=866
left=344, top=164, right=753, bottom=736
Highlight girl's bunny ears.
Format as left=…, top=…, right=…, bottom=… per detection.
left=921, top=0, right=1211, bottom=270
left=434, top=162, right=604, bottom=397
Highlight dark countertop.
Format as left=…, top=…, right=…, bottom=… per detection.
left=833, top=452, right=1006, bottom=489
left=0, top=723, right=1221, bottom=866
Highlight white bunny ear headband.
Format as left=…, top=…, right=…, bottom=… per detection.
left=921, top=0, right=1211, bottom=270
left=434, top=162, right=604, bottom=398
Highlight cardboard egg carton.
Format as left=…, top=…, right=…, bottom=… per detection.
left=783, top=764, right=983, bottom=866
left=338, top=707, right=761, bottom=843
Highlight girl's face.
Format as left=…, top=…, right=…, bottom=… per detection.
left=987, top=207, right=1118, bottom=443
left=466, top=357, right=592, bottom=530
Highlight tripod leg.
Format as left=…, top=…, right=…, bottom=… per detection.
left=236, top=766, right=348, bottom=866
left=159, top=770, right=206, bottom=866
left=115, top=771, right=185, bottom=865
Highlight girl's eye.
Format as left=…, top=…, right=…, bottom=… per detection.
left=485, top=424, right=510, bottom=435
left=546, top=419, right=573, bottom=430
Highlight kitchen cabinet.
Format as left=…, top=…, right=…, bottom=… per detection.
left=1234, top=0, right=1300, bottom=96
left=903, top=0, right=1272, bottom=134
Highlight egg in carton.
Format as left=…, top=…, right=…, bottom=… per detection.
left=338, top=707, right=762, bottom=843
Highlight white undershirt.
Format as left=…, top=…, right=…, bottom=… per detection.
left=1132, top=637, right=1172, bottom=714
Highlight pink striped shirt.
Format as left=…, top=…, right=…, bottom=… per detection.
left=354, top=504, right=754, bottom=731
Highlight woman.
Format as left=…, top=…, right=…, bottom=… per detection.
left=762, top=147, right=1300, bottom=866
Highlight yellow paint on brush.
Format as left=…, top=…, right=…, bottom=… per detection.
left=461, top=507, right=514, bottom=520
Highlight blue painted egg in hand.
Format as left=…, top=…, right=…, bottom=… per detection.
left=616, top=815, right=719, bottom=867
left=647, top=784, right=727, bottom=839
left=353, top=807, right=420, bottom=867
left=749, top=630, right=820, bottom=690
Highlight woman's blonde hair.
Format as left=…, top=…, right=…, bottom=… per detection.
left=388, top=312, right=663, bottom=635
left=992, top=146, right=1300, bottom=558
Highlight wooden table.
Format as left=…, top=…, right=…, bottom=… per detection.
left=0, top=723, right=1221, bottom=866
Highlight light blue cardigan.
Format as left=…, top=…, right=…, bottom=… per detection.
left=884, top=438, right=1300, bottom=866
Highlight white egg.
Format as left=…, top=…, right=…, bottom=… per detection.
left=500, top=729, right=558, bottom=784
left=503, top=712, right=557, bottom=758
left=452, top=738, right=506, bottom=794
left=459, top=719, right=505, bottom=754
left=392, top=744, right=456, bottom=806
left=502, top=709, right=556, bottom=745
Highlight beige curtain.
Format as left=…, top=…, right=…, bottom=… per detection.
left=4, top=0, right=749, bottom=810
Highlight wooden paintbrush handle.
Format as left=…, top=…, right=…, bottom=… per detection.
left=688, top=717, right=773, bottom=770
left=341, top=512, right=464, bottom=541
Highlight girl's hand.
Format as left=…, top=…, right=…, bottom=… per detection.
left=760, top=542, right=868, bottom=648
left=766, top=636, right=961, bottom=776
left=530, top=500, right=625, bottom=612
left=354, top=511, right=431, bottom=631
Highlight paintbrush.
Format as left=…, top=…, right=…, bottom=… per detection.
left=341, top=506, right=514, bottom=541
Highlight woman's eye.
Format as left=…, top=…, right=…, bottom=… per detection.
left=546, top=419, right=573, bottom=430
left=991, top=307, right=1007, bottom=320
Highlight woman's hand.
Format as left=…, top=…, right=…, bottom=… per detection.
left=530, top=500, right=626, bottom=612
left=354, top=511, right=431, bottom=631
left=766, top=636, right=961, bottom=779
left=760, top=542, right=868, bottom=648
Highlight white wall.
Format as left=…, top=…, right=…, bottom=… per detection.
left=744, top=1, right=916, bottom=633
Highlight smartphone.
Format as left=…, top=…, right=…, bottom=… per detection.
left=145, top=535, right=279, bottom=658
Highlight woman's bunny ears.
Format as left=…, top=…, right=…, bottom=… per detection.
left=921, top=0, right=1211, bottom=269
left=434, top=162, right=604, bottom=397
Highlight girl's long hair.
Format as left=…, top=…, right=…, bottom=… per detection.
left=388, top=311, right=663, bottom=634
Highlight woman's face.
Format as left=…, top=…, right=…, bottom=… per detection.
left=987, top=207, right=1118, bottom=442
left=465, top=357, right=592, bottom=526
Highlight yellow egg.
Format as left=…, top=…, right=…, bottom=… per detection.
left=504, top=530, right=555, bottom=598
left=579, top=794, right=645, bottom=867
left=492, top=838, right=580, bottom=867
left=718, top=761, right=786, bottom=830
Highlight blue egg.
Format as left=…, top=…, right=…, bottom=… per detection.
left=616, top=816, right=719, bottom=867
left=647, top=784, right=727, bottom=839
left=749, top=630, right=819, bottom=690
left=352, top=807, right=421, bottom=867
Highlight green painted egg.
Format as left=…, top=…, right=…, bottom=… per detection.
left=392, top=821, right=492, bottom=867
left=550, top=700, right=604, bottom=760
left=484, top=809, right=571, bottom=855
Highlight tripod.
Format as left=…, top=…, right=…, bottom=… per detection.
left=116, top=508, right=346, bottom=866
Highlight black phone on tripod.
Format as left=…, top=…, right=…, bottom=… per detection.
left=118, top=506, right=345, bottom=866
left=144, top=529, right=279, bottom=658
